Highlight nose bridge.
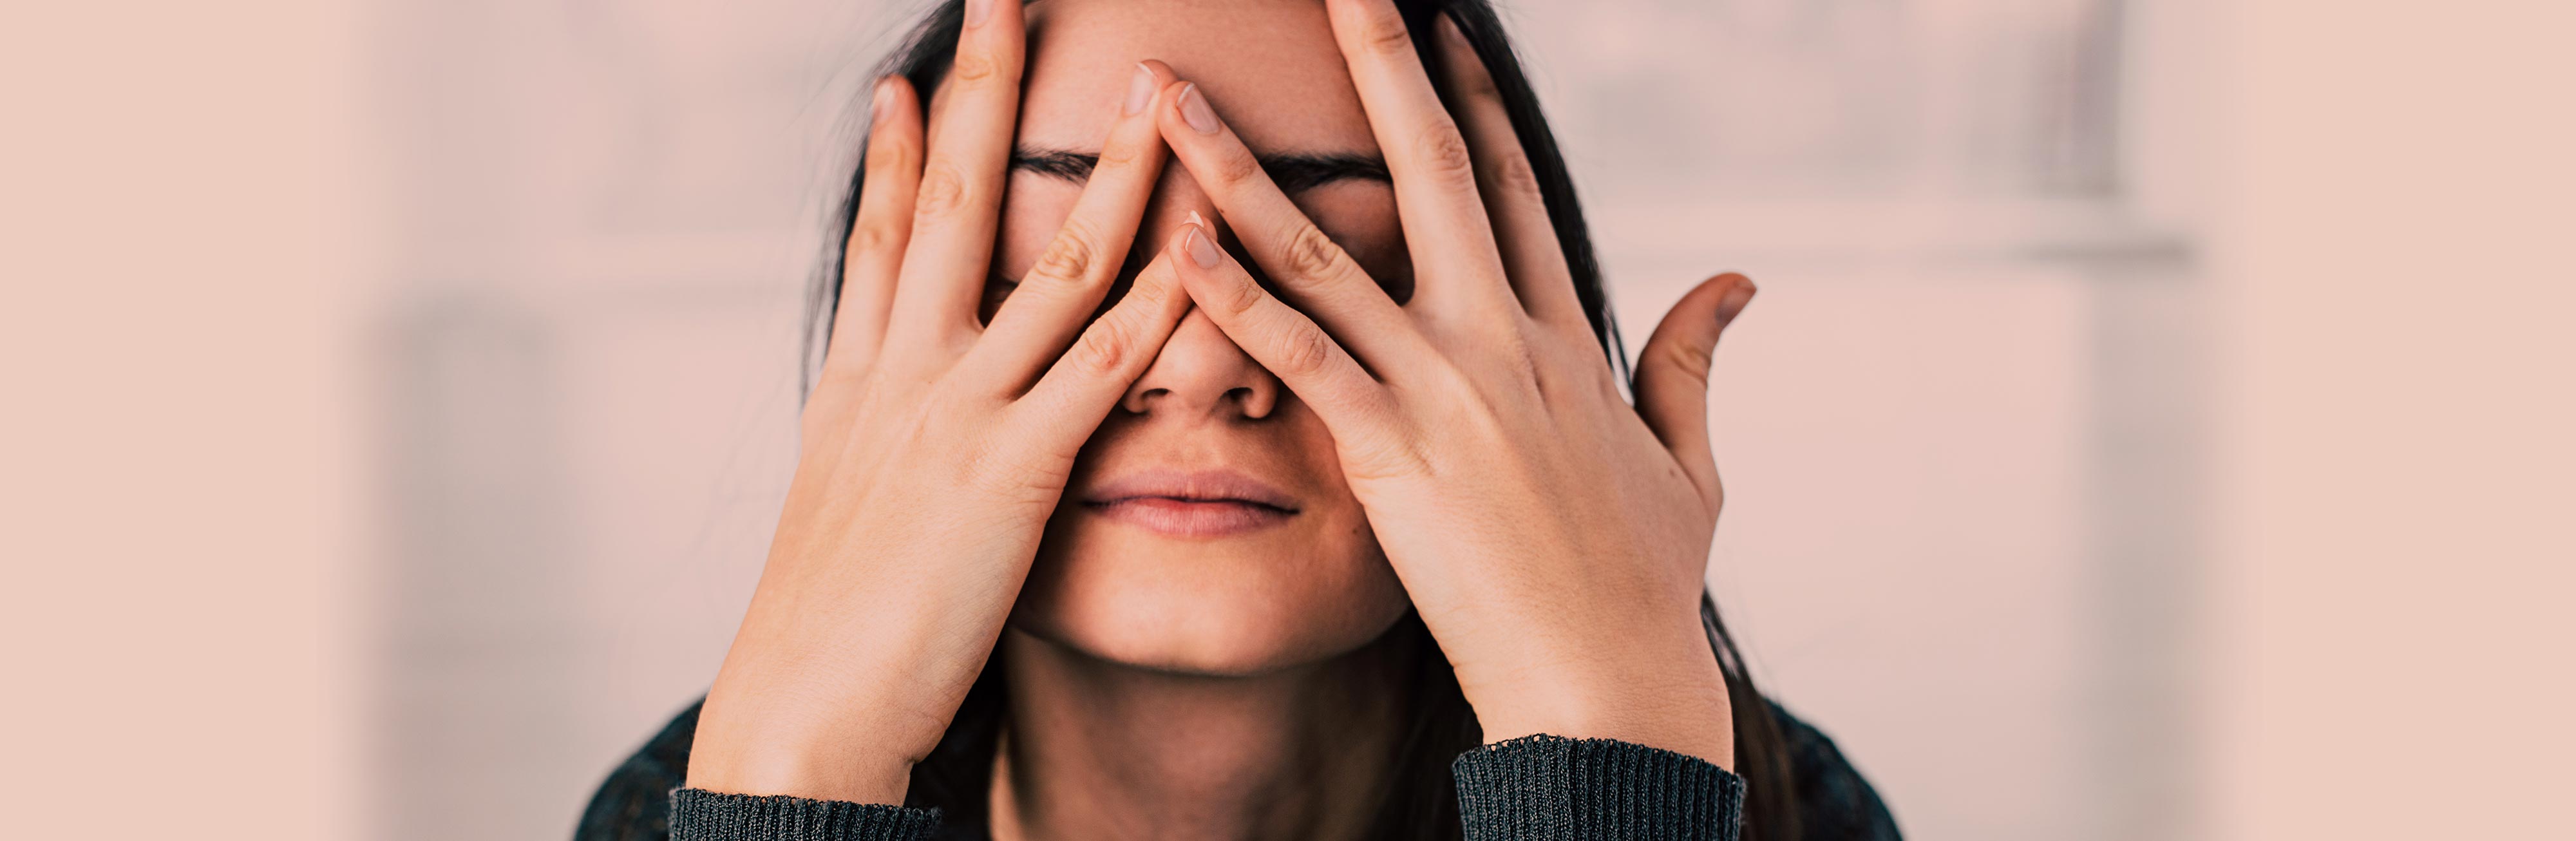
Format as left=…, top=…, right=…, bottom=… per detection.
left=1139, top=157, right=1222, bottom=249
left=1121, top=162, right=1276, bottom=421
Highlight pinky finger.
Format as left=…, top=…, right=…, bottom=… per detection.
left=1012, top=240, right=1194, bottom=451
left=1168, top=223, right=1396, bottom=435
left=824, top=77, right=925, bottom=384
left=806, top=77, right=925, bottom=450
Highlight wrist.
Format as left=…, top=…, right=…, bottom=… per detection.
left=685, top=700, right=922, bottom=804
left=1463, top=626, right=1736, bottom=768
left=688, top=649, right=963, bottom=805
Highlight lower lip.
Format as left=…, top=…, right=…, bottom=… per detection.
left=1086, top=497, right=1294, bottom=538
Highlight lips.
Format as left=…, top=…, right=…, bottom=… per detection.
left=1081, top=469, right=1300, bottom=538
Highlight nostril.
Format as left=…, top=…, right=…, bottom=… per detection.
left=1229, top=386, right=1276, bottom=420
left=1121, top=386, right=1173, bottom=414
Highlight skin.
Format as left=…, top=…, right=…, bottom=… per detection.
left=688, top=0, right=1757, bottom=838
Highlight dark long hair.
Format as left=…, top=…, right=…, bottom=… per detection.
left=806, top=3, right=1798, bottom=838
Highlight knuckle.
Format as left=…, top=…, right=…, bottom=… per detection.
left=1280, top=222, right=1353, bottom=283
left=864, top=137, right=917, bottom=178
left=1356, top=11, right=1417, bottom=57
left=1487, top=151, right=1544, bottom=203
left=1213, top=147, right=1265, bottom=189
left=913, top=162, right=971, bottom=220
left=1123, top=270, right=1173, bottom=308
left=1655, top=335, right=1717, bottom=384
left=1094, top=140, right=1145, bottom=171
left=1343, top=429, right=1432, bottom=482
left=1073, top=316, right=1133, bottom=376
left=1459, top=62, right=1502, bottom=100
left=850, top=220, right=904, bottom=256
left=1215, top=273, right=1269, bottom=316
left=1276, top=325, right=1337, bottom=377
left=1416, top=126, right=1479, bottom=186
left=1028, top=229, right=1097, bottom=285
left=948, top=48, right=1002, bottom=86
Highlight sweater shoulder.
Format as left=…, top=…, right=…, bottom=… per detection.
left=574, top=697, right=706, bottom=841
left=1768, top=702, right=1902, bottom=840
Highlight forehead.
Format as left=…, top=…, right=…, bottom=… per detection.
left=1017, top=0, right=1376, bottom=155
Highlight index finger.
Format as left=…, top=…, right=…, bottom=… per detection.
left=1323, top=0, right=1516, bottom=323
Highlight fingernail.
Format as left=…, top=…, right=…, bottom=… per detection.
left=1122, top=62, right=1155, bottom=115
left=1185, top=225, right=1223, bottom=269
left=965, top=0, right=992, bottom=27
left=1717, top=275, right=1756, bottom=319
left=1177, top=83, right=1220, bottom=134
left=1186, top=210, right=1209, bottom=229
left=869, top=79, right=893, bottom=123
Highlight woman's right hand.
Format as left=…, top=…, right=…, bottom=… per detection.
left=687, top=1, right=1189, bottom=805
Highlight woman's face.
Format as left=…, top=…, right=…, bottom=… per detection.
left=971, top=0, right=1416, bottom=676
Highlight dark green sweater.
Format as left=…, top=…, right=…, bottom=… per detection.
left=578, top=699, right=1897, bottom=841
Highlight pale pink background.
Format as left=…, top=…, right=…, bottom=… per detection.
left=3, top=1, right=2569, bottom=839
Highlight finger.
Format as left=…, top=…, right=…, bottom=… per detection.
left=1167, top=222, right=1398, bottom=436
left=1323, top=0, right=1515, bottom=323
left=1633, top=273, right=1756, bottom=513
left=1014, top=238, right=1194, bottom=451
left=883, top=0, right=1027, bottom=350
left=1151, top=74, right=1435, bottom=375
left=804, top=76, right=925, bottom=449
left=1430, top=13, right=1585, bottom=332
left=959, top=62, right=1176, bottom=395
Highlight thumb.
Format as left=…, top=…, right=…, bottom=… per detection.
left=1631, top=272, right=1756, bottom=513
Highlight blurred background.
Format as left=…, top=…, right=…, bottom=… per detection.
left=4, top=1, right=2568, bottom=840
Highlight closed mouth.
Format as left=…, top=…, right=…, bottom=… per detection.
left=1079, top=469, right=1301, bottom=537
left=1081, top=469, right=1300, bottom=513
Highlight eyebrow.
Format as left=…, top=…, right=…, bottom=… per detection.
left=1012, top=147, right=1390, bottom=193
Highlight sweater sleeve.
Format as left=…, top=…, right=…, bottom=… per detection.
left=1451, top=734, right=1746, bottom=841
left=667, top=789, right=943, bottom=841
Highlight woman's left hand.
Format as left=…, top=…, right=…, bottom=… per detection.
left=1149, top=0, right=1756, bottom=767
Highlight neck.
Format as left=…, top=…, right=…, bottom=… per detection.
left=986, top=627, right=1415, bottom=841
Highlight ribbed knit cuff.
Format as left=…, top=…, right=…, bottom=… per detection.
left=669, top=788, right=943, bottom=841
left=1452, top=735, right=1746, bottom=841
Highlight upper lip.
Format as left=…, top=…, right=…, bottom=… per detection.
left=1082, top=469, right=1302, bottom=513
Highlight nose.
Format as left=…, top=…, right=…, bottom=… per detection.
left=1121, top=305, right=1280, bottom=419
left=1120, top=167, right=1277, bottom=420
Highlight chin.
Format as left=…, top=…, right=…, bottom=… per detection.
left=1011, top=516, right=1412, bottom=677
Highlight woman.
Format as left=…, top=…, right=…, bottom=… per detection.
left=580, top=0, right=1897, bottom=838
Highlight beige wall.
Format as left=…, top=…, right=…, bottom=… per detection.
left=3, top=1, right=2568, bottom=839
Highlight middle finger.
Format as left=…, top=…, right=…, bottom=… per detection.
left=884, top=0, right=1028, bottom=354
left=1323, top=0, right=1518, bottom=328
